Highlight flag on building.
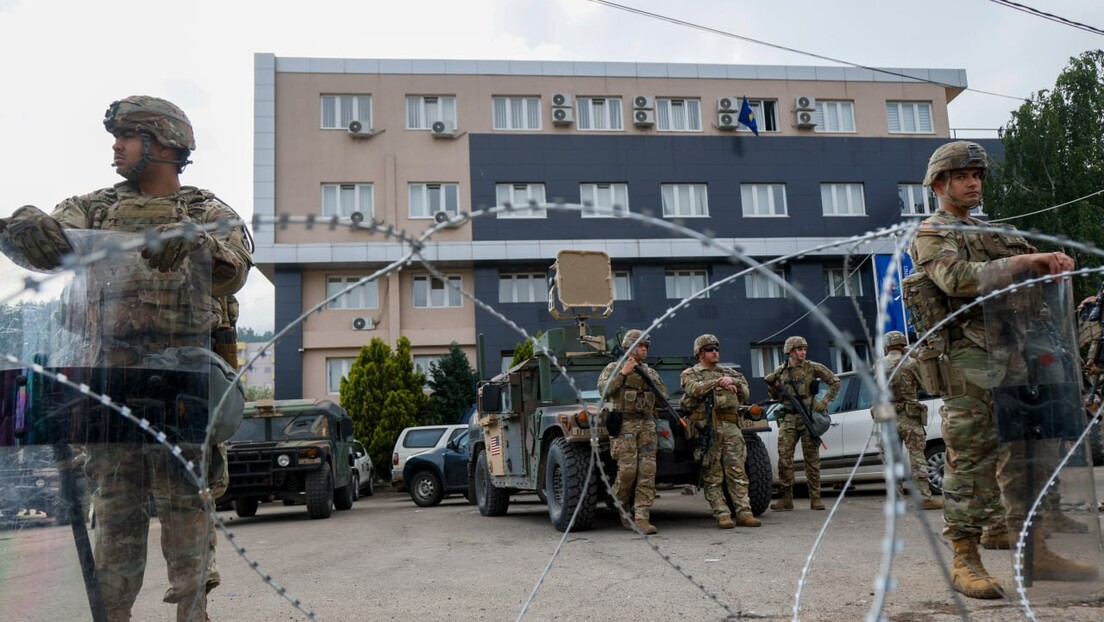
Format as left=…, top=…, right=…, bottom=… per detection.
left=738, top=97, right=759, bottom=136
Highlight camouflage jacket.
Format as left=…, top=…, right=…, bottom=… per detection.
left=764, top=360, right=840, bottom=413
left=680, top=363, right=749, bottom=414
left=598, top=359, right=667, bottom=416
left=884, top=350, right=926, bottom=420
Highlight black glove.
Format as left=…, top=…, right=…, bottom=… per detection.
left=141, top=223, right=216, bottom=272
left=0, top=205, right=74, bottom=270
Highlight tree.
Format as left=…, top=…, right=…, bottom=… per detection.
left=244, top=386, right=274, bottom=401
left=986, top=50, right=1104, bottom=301
left=426, top=343, right=477, bottom=425
left=509, top=330, right=543, bottom=368
left=238, top=326, right=275, bottom=343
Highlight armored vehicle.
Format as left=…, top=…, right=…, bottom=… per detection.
left=469, top=250, right=772, bottom=532
left=225, top=399, right=357, bottom=520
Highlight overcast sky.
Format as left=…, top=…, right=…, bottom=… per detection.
left=2, top=0, right=1102, bottom=332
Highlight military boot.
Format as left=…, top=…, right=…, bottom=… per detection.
left=950, top=537, right=1003, bottom=599
left=176, top=595, right=207, bottom=622
left=1045, top=510, right=1089, bottom=535
left=735, top=511, right=762, bottom=527
left=920, top=497, right=944, bottom=511
left=809, top=493, right=826, bottom=511
left=634, top=518, right=658, bottom=535
left=717, top=514, right=735, bottom=529
left=771, top=487, right=793, bottom=511
left=980, top=528, right=1010, bottom=550
left=1026, top=530, right=1099, bottom=581
left=620, top=514, right=634, bottom=530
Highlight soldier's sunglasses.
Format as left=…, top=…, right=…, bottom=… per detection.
left=701, top=346, right=720, bottom=352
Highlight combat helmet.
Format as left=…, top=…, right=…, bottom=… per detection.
left=783, top=336, right=808, bottom=354
left=104, top=96, right=195, bottom=174
left=923, top=141, right=988, bottom=186
left=884, top=330, right=908, bottom=349
left=622, top=329, right=650, bottom=349
left=693, top=334, right=719, bottom=355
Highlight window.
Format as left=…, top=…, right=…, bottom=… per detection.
left=326, top=276, right=379, bottom=309
left=406, top=95, right=457, bottom=129
left=750, top=345, right=783, bottom=377
left=580, top=183, right=629, bottom=217
left=320, top=95, right=371, bottom=130
left=413, top=355, right=443, bottom=383
left=898, top=184, right=939, bottom=216
left=409, top=183, right=459, bottom=218
left=495, top=183, right=546, bottom=218
left=738, top=100, right=779, bottom=132
left=322, top=183, right=373, bottom=218
left=746, top=269, right=786, bottom=298
left=413, top=275, right=463, bottom=308
left=613, top=271, right=632, bottom=301
left=829, top=343, right=870, bottom=374
left=665, top=269, right=708, bottom=299
left=661, top=184, right=709, bottom=217
left=493, top=96, right=541, bottom=130
left=814, top=100, right=855, bottom=133
left=821, top=183, right=866, bottom=216
left=577, top=97, right=623, bottom=130
left=657, top=98, right=702, bottom=131
left=886, top=102, right=933, bottom=134
left=741, top=184, right=788, bottom=217
left=824, top=266, right=865, bottom=297
left=326, top=358, right=354, bottom=394
left=499, top=272, right=547, bottom=303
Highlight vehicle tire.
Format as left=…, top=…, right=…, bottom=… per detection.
left=234, top=497, right=259, bottom=518
left=410, top=470, right=445, bottom=507
left=1090, top=420, right=1104, bottom=467
left=351, top=473, right=360, bottom=501
left=545, top=437, right=598, bottom=532
left=474, top=450, right=510, bottom=516
left=335, top=474, right=354, bottom=511
left=536, top=486, right=548, bottom=505
left=925, top=442, right=946, bottom=496
left=306, top=468, right=334, bottom=520
left=364, top=473, right=375, bottom=497
left=744, top=432, right=773, bottom=517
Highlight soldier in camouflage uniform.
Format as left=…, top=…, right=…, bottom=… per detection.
left=681, top=334, right=760, bottom=529
left=598, top=329, right=667, bottom=535
left=908, top=141, right=1095, bottom=600
left=880, top=331, right=942, bottom=510
left=764, top=336, right=839, bottom=511
left=0, top=96, right=253, bottom=621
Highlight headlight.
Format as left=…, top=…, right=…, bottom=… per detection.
left=35, top=478, right=46, bottom=488
left=276, top=454, right=291, bottom=467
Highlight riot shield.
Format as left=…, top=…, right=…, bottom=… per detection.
left=1, top=230, right=227, bottom=622
left=984, top=277, right=1104, bottom=595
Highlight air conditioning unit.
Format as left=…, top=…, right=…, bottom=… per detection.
left=632, top=95, right=655, bottom=110
left=347, top=119, right=373, bottom=138
left=795, top=110, right=817, bottom=128
left=433, top=210, right=463, bottom=228
left=795, top=95, right=816, bottom=111
left=717, top=112, right=738, bottom=130
left=430, top=120, right=456, bottom=138
left=717, top=97, right=736, bottom=112
left=633, top=109, right=655, bottom=127
left=551, top=92, right=574, bottom=107
left=552, top=107, right=574, bottom=125
left=352, top=317, right=375, bottom=331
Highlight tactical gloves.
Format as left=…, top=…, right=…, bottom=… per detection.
left=0, top=205, right=74, bottom=270
left=814, top=399, right=829, bottom=413
left=141, top=222, right=216, bottom=272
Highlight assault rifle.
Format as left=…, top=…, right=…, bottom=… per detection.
left=632, top=367, right=689, bottom=432
left=776, top=362, right=830, bottom=444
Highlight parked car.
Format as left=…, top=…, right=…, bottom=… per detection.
left=351, top=440, right=374, bottom=499
left=762, top=372, right=946, bottom=495
left=403, top=432, right=471, bottom=507
left=391, top=424, right=467, bottom=491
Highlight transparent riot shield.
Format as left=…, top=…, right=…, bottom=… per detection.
left=984, top=277, right=1104, bottom=596
left=1, top=230, right=225, bottom=622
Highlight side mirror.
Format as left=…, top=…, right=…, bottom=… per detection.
left=480, top=383, right=503, bottom=413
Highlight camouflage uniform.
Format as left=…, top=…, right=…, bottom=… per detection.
left=883, top=346, right=935, bottom=502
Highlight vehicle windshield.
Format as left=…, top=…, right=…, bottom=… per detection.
left=230, top=413, right=330, bottom=442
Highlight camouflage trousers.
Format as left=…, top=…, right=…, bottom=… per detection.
left=699, top=420, right=750, bottom=517
left=876, top=413, right=933, bottom=500
left=85, top=443, right=213, bottom=621
left=610, top=417, right=657, bottom=521
left=776, top=416, right=821, bottom=494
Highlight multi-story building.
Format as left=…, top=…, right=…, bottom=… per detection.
left=236, top=341, right=276, bottom=397
left=253, top=53, right=996, bottom=401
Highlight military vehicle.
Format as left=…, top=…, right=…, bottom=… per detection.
left=469, top=250, right=772, bottom=532
left=224, top=399, right=357, bottom=520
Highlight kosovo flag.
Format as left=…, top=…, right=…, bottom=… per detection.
left=738, top=97, right=759, bottom=136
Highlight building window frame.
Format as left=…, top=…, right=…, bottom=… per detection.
left=661, top=183, right=709, bottom=218
left=495, top=183, right=547, bottom=219
left=814, top=100, right=856, bottom=133
left=656, top=98, right=703, bottom=132
left=406, top=95, right=457, bottom=130
left=326, top=357, right=355, bottom=394
left=580, top=182, right=629, bottom=218
left=829, top=343, right=870, bottom=374
left=321, top=95, right=372, bottom=130
left=326, top=276, right=380, bottom=310
left=749, top=345, right=784, bottom=378
left=737, top=99, right=779, bottom=133
left=820, top=183, right=866, bottom=217
left=577, top=97, right=624, bottom=131
left=498, top=272, right=548, bottom=303
left=745, top=269, right=786, bottom=299
left=824, top=266, right=865, bottom=297
left=898, top=184, right=940, bottom=217
left=665, top=269, right=709, bottom=300
left=741, top=183, right=788, bottom=217
left=321, top=183, right=374, bottom=219
left=492, top=96, right=542, bottom=130
left=886, top=101, right=934, bottom=134
left=413, top=275, right=463, bottom=309
left=409, top=183, right=460, bottom=219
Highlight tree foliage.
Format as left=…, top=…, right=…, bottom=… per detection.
left=339, top=336, right=427, bottom=475
left=238, top=326, right=275, bottom=343
left=426, top=343, right=476, bottom=425
left=986, top=50, right=1104, bottom=301
left=244, top=386, right=274, bottom=401
left=509, top=330, right=542, bottom=368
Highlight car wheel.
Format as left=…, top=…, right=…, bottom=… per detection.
left=234, top=497, right=259, bottom=518
left=351, top=473, right=360, bottom=501
left=410, top=470, right=445, bottom=507
left=925, top=442, right=946, bottom=496
left=475, top=450, right=510, bottom=516
left=305, top=468, right=334, bottom=520
left=544, top=437, right=598, bottom=532
left=334, top=473, right=355, bottom=511
left=743, top=432, right=773, bottom=517
left=364, top=472, right=375, bottom=497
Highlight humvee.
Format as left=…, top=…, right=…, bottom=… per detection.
left=469, top=250, right=772, bottom=532
left=224, top=399, right=357, bottom=520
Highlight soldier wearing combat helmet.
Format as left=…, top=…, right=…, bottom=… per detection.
left=763, top=336, right=839, bottom=511
left=909, top=140, right=1095, bottom=600
left=597, top=329, right=668, bottom=534
left=680, top=334, right=760, bottom=528
left=0, top=96, right=253, bottom=621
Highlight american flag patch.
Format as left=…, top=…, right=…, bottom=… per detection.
left=489, top=435, right=502, bottom=456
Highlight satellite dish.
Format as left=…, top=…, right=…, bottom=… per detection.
left=348, top=120, right=363, bottom=133
left=431, top=121, right=446, bottom=133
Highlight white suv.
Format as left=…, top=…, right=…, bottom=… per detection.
left=391, top=424, right=467, bottom=491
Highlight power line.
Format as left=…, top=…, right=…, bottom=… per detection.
left=588, top=0, right=1026, bottom=101
left=987, top=0, right=1104, bottom=37
left=988, top=187, right=1104, bottom=223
